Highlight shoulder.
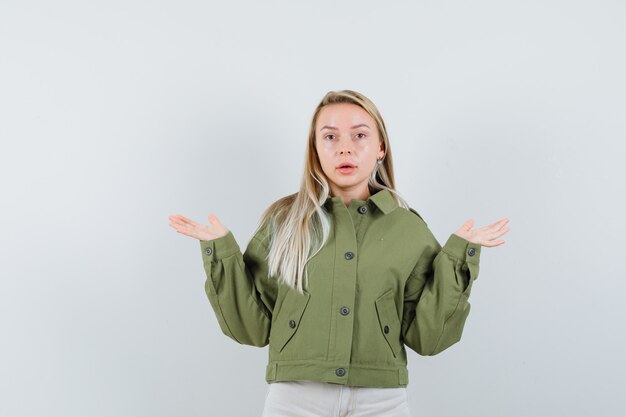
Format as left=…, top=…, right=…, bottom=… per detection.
left=389, top=205, right=428, bottom=228
left=408, top=207, right=427, bottom=225
left=386, top=205, right=438, bottom=247
left=378, top=188, right=428, bottom=227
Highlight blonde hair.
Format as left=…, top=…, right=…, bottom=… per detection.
left=253, top=90, right=409, bottom=293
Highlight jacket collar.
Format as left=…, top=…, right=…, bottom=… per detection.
left=323, top=188, right=397, bottom=215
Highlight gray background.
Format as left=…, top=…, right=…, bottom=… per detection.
left=1, top=0, right=625, bottom=416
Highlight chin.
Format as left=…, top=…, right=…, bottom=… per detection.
left=331, top=179, right=366, bottom=190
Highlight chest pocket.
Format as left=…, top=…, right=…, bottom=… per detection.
left=375, top=289, right=402, bottom=358
left=270, top=289, right=311, bottom=353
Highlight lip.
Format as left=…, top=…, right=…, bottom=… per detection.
left=336, top=163, right=357, bottom=175
left=335, top=162, right=356, bottom=169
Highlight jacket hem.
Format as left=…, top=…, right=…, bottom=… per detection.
left=265, top=361, right=409, bottom=388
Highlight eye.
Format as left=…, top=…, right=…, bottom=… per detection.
left=356, top=133, right=366, bottom=139
left=324, top=134, right=335, bottom=140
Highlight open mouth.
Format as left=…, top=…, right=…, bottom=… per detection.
left=337, top=163, right=356, bottom=174
left=337, top=163, right=356, bottom=169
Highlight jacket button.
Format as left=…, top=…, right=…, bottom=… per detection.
left=335, top=368, right=346, bottom=377
left=384, top=325, right=390, bottom=334
left=204, top=247, right=213, bottom=256
left=344, top=252, right=354, bottom=260
left=358, top=205, right=368, bottom=214
left=289, top=320, right=296, bottom=328
left=340, top=306, right=350, bottom=316
left=467, top=248, right=476, bottom=256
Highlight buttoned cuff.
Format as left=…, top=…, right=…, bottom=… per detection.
left=199, top=230, right=241, bottom=261
left=441, top=233, right=481, bottom=265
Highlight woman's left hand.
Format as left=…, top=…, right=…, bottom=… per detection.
left=454, top=218, right=510, bottom=247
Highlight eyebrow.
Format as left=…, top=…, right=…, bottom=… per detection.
left=319, top=124, right=371, bottom=131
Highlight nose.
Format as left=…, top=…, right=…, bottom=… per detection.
left=337, top=138, right=354, bottom=156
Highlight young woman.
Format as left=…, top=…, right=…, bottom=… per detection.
left=168, top=90, right=509, bottom=417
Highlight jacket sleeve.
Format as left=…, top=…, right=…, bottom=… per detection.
left=401, top=230, right=481, bottom=356
left=199, top=229, right=277, bottom=347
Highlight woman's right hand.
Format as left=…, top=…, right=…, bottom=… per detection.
left=168, top=214, right=229, bottom=242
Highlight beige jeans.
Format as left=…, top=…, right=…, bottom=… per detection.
left=261, top=380, right=412, bottom=417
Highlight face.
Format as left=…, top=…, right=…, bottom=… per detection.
left=314, top=103, right=384, bottom=199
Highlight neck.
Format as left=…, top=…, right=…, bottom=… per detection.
left=330, top=186, right=371, bottom=206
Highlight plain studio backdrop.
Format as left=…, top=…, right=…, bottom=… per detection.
left=1, top=0, right=624, bottom=416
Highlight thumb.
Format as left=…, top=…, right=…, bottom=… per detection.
left=461, top=219, right=474, bottom=231
left=207, top=214, right=220, bottom=226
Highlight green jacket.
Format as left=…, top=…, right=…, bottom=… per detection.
left=199, top=188, right=481, bottom=388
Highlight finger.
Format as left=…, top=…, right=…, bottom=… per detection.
left=207, top=214, right=221, bottom=226
left=488, top=229, right=509, bottom=244
left=480, top=238, right=506, bottom=247
left=168, top=216, right=195, bottom=230
left=169, top=215, right=203, bottom=232
left=168, top=214, right=185, bottom=223
left=177, top=214, right=199, bottom=225
left=484, top=226, right=510, bottom=240
left=170, top=222, right=194, bottom=237
left=169, top=214, right=194, bottom=226
left=168, top=217, right=185, bottom=229
left=480, top=218, right=510, bottom=233
left=169, top=219, right=194, bottom=234
left=490, top=218, right=510, bottom=230
left=175, top=228, right=199, bottom=239
left=493, top=226, right=510, bottom=239
left=472, top=226, right=508, bottom=245
left=174, top=214, right=208, bottom=230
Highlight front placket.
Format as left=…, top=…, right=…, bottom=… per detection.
left=327, top=199, right=359, bottom=381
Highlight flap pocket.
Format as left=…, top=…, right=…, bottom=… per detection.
left=270, top=289, right=311, bottom=353
left=375, top=289, right=402, bottom=358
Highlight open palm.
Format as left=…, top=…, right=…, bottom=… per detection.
left=454, top=218, right=510, bottom=247
left=168, top=214, right=229, bottom=242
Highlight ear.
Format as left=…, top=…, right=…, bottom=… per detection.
left=378, top=141, right=385, bottom=159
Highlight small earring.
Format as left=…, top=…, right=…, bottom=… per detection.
left=376, top=159, right=383, bottom=165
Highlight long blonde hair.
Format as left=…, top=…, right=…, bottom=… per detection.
left=253, top=90, right=409, bottom=293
